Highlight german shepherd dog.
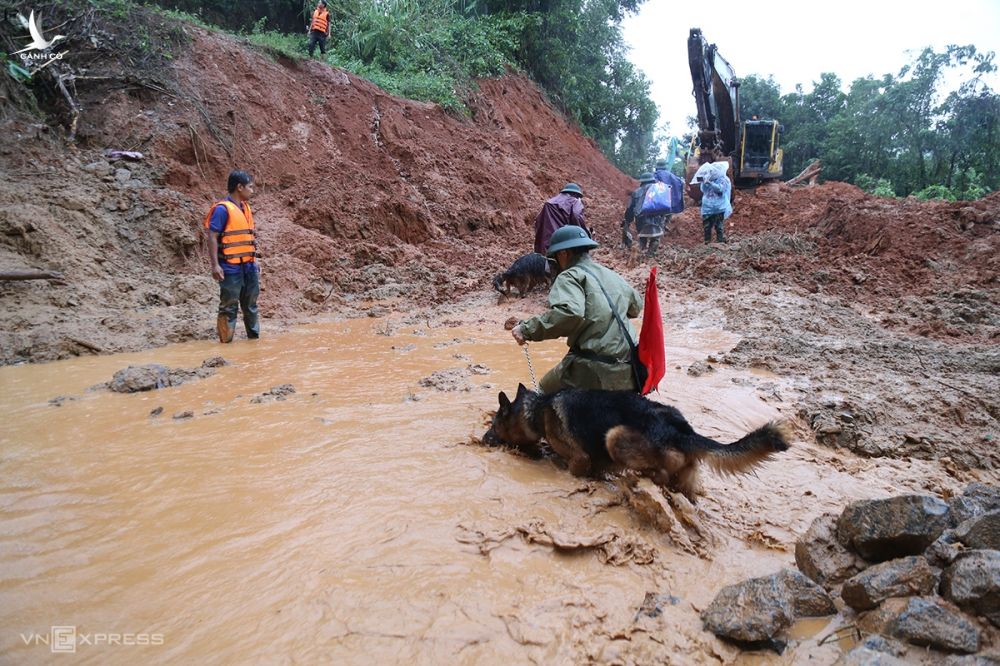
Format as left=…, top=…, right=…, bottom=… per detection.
left=492, top=252, right=552, bottom=298
left=484, top=384, right=790, bottom=501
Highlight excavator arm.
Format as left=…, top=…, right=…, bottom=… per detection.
left=686, top=27, right=783, bottom=192
left=687, top=28, right=739, bottom=158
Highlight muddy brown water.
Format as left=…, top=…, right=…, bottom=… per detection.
left=0, top=314, right=962, bottom=664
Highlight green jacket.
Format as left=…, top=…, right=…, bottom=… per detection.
left=520, top=254, right=642, bottom=392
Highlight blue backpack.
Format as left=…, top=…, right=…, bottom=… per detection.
left=639, top=181, right=672, bottom=216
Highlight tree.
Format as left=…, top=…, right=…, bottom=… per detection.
left=477, top=0, right=656, bottom=172
left=737, top=74, right=782, bottom=122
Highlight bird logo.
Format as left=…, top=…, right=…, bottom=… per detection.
left=12, top=10, right=66, bottom=54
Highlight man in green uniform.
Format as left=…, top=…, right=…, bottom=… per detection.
left=511, top=225, right=642, bottom=393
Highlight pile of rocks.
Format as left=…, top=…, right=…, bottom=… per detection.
left=702, top=483, right=1000, bottom=661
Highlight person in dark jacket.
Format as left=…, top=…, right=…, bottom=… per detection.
left=533, top=183, right=589, bottom=255
left=622, top=173, right=665, bottom=257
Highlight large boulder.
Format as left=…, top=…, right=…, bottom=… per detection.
left=950, top=484, right=1000, bottom=525
left=778, top=568, right=839, bottom=617
left=108, top=364, right=170, bottom=392
left=841, top=556, right=939, bottom=611
left=795, top=512, right=866, bottom=588
left=837, top=495, right=953, bottom=562
left=701, top=569, right=835, bottom=643
left=955, top=512, right=1000, bottom=551
left=106, top=358, right=225, bottom=393
left=942, top=550, right=1000, bottom=627
left=927, top=511, right=1000, bottom=569
left=859, top=597, right=980, bottom=654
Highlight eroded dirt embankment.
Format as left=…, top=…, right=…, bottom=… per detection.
left=2, top=8, right=1000, bottom=664
left=0, top=20, right=632, bottom=365
left=1, top=15, right=997, bottom=366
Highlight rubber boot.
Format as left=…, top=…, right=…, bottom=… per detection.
left=217, top=315, right=235, bottom=343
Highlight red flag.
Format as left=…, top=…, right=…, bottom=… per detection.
left=637, top=266, right=665, bottom=394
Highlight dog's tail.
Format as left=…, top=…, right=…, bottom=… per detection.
left=687, top=421, right=791, bottom=476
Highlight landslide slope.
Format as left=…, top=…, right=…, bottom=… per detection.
left=0, top=18, right=633, bottom=364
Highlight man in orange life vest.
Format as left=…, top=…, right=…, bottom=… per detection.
left=307, top=0, right=331, bottom=59
left=204, top=170, right=260, bottom=343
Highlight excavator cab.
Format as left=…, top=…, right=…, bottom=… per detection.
left=739, top=119, right=783, bottom=180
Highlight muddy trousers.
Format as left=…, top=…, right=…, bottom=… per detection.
left=538, top=352, right=637, bottom=394
left=638, top=237, right=660, bottom=255
left=307, top=30, right=327, bottom=56
left=217, top=265, right=260, bottom=343
left=702, top=213, right=725, bottom=243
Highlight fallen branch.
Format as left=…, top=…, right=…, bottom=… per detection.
left=786, top=160, right=822, bottom=187
left=68, top=337, right=103, bottom=353
left=53, top=70, right=81, bottom=142
left=0, top=270, right=66, bottom=281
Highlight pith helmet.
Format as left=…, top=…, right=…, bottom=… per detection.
left=547, top=225, right=598, bottom=256
left=560, top=182, right=583, bottom=197
left=654, top=158, right=668, bottom=170
left=639, top=172, right=655, bottom=184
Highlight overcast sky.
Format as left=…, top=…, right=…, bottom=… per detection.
left=622, top=0, right=1000, bottom=139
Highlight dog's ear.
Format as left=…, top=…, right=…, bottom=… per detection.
left=498, top=391, right=510, bottom=409
left=516, top=382, right=528, bottom=398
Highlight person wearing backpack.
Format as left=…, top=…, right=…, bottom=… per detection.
left=511, top=226, right=642, bottom=393
left=533, top=183, right=589, bottom=255
left=622, top=172, right=667, bottom=257
left=653, top=157, right=685, bottom=217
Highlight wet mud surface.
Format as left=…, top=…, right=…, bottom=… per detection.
left=0, top=15, right=998, bottom=665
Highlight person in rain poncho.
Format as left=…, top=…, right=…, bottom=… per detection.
left=696, top=161, right=732, bottom=244
left=533, top=183, right=589, bottom=255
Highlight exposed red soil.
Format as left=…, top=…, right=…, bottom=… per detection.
left=2, top=22, right=997, bottom=363
left=2, top=15, right=1000, bottom=665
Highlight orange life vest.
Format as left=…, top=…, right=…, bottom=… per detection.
left=310, top=7, right=329, bottom=34
left=203, top=200, right=257, bottom=264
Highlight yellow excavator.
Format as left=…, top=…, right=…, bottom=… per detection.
left=686, top=27, right=783, bottom=202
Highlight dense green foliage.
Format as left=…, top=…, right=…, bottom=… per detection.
left=149, top=0, right=657, bottom=172
left=737, top=46, right=998, bottom=198
left=475, top=0, right=655, bottom=174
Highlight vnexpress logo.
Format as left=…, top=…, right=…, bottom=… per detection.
left=20, top=625, right=165, bottom=652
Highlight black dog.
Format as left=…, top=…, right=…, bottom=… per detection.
left=485, top=384, right=790, bottom=500
left=492, top=252, right=551, bottom=298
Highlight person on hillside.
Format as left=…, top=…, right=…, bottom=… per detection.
left=533, top=183, right=589, bottom=255
left=204, top=170, right=260, bottom=343
left=653, top=157, right=685, bottom=219
left=511, top=226, right=642, bottom=393
left=698, top=162, right=732, bottom=244
left=306, top=0, right=331, bottom=59
left=622, top=172, right=665, bottom=257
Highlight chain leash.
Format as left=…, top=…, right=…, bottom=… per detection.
left=522, top=344, right=539, bottom=391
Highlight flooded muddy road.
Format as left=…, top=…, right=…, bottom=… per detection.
left=4, top=284, right=992, bottom=665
